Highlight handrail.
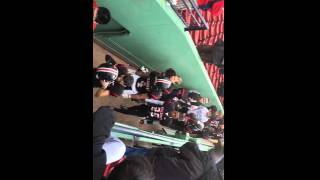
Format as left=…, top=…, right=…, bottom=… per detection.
left=166, top=0, right=209, bottom=31
left=111, top=123, right=215, bottom=151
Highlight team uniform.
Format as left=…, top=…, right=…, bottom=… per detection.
left=122, top=71, right=174, bottom=100
left=146, top=100, right=188, bottom=130
left=153, top=88, right=211, bottom=133
left=200, top=126, right=224, bottom=139
left=93, top=56, right=133, bottom=97
left=178, top=105, right=210, bottom=134
left=93, top=63, right=119, bottom=88
left=106, top=82, right=127, bottom=97
left=115, top=100, right=188, bottom=131
left=185, top=120, right=205, bottom=133
left=203, top=118, right=224, bottom=139
left=95, top=64, right=118, bottom=82
left=160, top=87, right=189, bottom=102
left=93, top=63, right=118, bottom=88
left=161, top=88, right=204, bottom=106
left=93, top=76, right=133, bottom=97
left=120, top=74, right=140, bottom=96
left=93, top=62, right=132, bottom=97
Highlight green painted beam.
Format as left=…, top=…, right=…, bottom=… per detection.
left=111, top=132, right=186, bottom=147
left=95, top=0, right=223, bottom=114
left=168, top=133, right=214, bottom=147
left=115, top=122, right=140, bottom=130
left=113, top=126, right=190, bottom=144
left=111, top=131, right=213, bottom=151
left=111, top=123, right=214, bottom=151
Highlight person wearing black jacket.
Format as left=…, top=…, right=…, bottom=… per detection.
left=161, top=88, right=209, bottom=106
left=129, top=68, right=182, bottom=101
left=107, top=142, right=222, bottom=180
left=94, top=106, right=126, bottom=180
left=94, top=55, right=135, bottom=97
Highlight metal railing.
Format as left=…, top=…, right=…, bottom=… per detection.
left=167, top=0, right=209, bottom=31
left=111, top=122, right=215, bottom=151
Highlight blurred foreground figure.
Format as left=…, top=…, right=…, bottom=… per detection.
left=106, top=141, right=222, bottom=180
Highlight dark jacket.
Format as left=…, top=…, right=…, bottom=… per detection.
left=147, top=142, right=222, bottom=180
left=211, top=40, right=224, bottom=67
left=93, top=107, right=116, bottom=180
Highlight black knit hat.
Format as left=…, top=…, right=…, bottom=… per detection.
left=95, top=7, right=111, bottom=24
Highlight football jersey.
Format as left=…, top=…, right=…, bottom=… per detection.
left=107, top=82, right=124, bottom=97
left=161, top=88, right=189, bottom=101
left=135, top=71, right=159, bottom=93
left=135, top=71, right=173, bottom=100
left=146, top=102, right=174, bottom=122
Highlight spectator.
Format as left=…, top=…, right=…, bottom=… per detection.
left=94, top=55, right=135, bottom=97
left=125, top=68, right=182, bottom=101
left=202, top=118, right=224, bottom=139
left=115, top=64, right=128, bottom=78
left=185, top=105, right=219, bottom=134
left=95, top=74, right=134, bottom=97
left=208, top=105, right=218, bottom=119
left=187, top=105, right=211, bottom=123
left=93, top=107, right=126, bottom=180
left=198, top=0, right=224, bottom=16
left=106, top=155, right=155, bottom=180
left=93, top=63, right=118, bottom=90
left=107, top=142, right=222, bottom=180
left=161, top=88, right=209, bottom=106
left=93, top=1, right=111, bottom=31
